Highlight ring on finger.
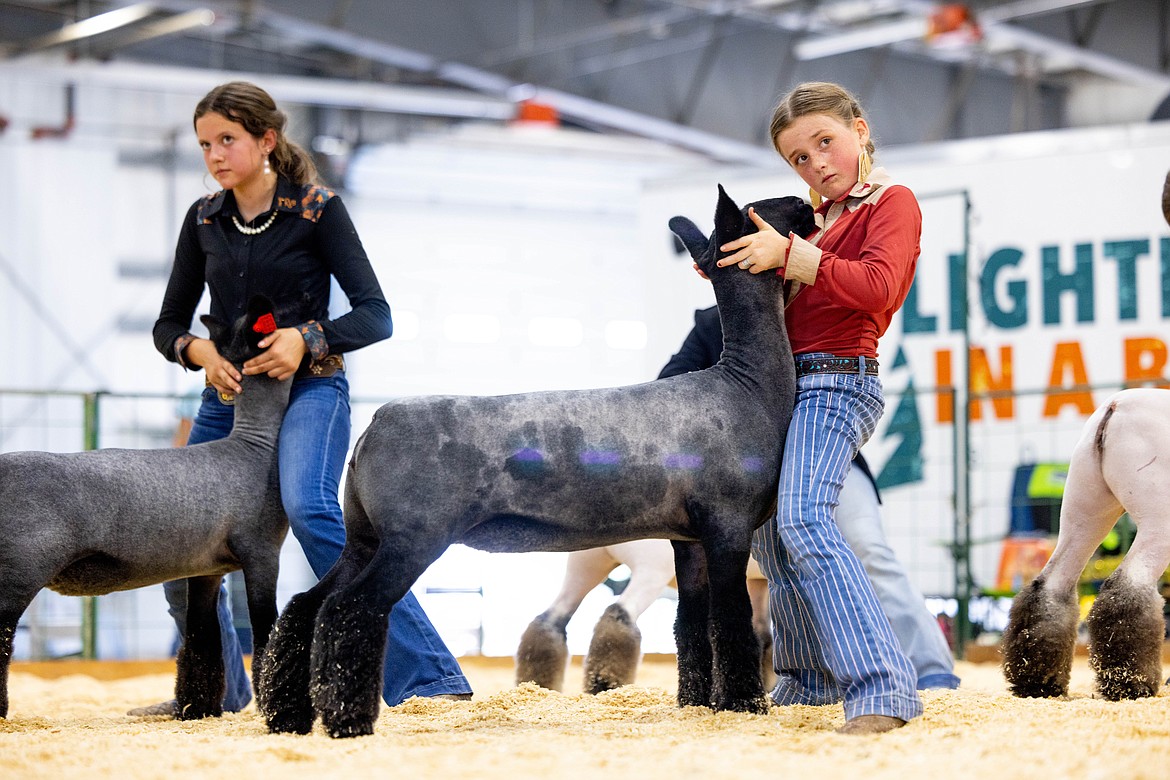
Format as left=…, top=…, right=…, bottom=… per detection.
left=738, top=259, right=751, bottom=269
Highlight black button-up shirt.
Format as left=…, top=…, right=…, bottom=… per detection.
left=153, top=177, right=391, bottom=367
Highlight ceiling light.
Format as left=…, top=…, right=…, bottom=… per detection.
left=795, top=4, right=979, bottom=60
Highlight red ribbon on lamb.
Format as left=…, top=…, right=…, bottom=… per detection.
left=252, top=313, right=277, bottom=335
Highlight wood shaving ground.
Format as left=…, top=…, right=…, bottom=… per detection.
left=3, top=657, right=1168, bottom=779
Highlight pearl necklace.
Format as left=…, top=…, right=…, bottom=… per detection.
left=232, top=210, right=278, bottom=235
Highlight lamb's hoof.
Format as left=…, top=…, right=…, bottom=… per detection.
left=264, top=707, right=315, bottom=735
left=128, top=698, right=220, bottom=720
left=322, top=712, right=376, bottom=739
left=1001, top=578, right=1078, bottom=698
left=127, top=699, right=179, bottom=718
left=515, top=616, right=569, bottom=691
left=176, top=699, right=221, bottom=720
left=583, top=604, right=641, bottom=694
left=837, top=715, right=906, bottom=735
left=720, top=691, right=770, bottom=715
left=1087, top=574, right=1165, bottom=701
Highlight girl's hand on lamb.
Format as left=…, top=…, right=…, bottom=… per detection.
left=244, top=327, right=308, bottom=381
left=187, top=339, right=242, bottom=395
left=717, top=207, right=790, bottom=274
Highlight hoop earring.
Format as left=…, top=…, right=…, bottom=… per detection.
left=808, top=188, right=822, bottom=208
left=857, top=148, right=872, bottom=185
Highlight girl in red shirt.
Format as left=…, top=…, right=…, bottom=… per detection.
left=717, top=81, right=924, bottom=734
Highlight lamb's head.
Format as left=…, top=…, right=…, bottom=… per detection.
left=201, top=295, right=280, bottom=366
left=669, top=185, right=814, bottom=275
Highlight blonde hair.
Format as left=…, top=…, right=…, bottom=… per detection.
left=194, top=81, right=319, bottom=186
left=768, top=81, right=876, bottom=158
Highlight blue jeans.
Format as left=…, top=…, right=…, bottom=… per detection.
left=837, top=462, right=960, bottom=690
left=752, top=358, right=922, bottom=722
left=164, top=373, right=471, bottom=711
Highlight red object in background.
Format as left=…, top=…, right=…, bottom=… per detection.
left=31, top=116, right=75, bottom=139
left=927, top=4, right=981, bottom=41
left=516, top=100, right=559, bottom=125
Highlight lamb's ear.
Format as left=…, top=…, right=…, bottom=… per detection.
left=200, top=314, right=230, bottom=348
left=668, top=216, right=708, bottom=262
left=712, top=184, right=745, bottom=258
left=244, top=295, right=278, bottom=350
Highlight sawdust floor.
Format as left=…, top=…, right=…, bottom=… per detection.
left=3, top=654, right=1169, bottom=779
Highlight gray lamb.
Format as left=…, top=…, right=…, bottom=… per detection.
left=258, top=187, right=813, bottom=738
left=0, top=296, right=291, bottom=720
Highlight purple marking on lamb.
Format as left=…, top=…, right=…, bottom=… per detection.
left=664, top=453, right=704, bottom=470
left=741, top=457, right=764, bottom=472
left=580, top=450, right=622, bottom=466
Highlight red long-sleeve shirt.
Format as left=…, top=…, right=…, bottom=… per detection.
left=781, top=168, right=921, bottom=359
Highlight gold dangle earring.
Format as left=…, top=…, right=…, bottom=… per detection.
left=808, top=188, right=822, bottom=208
left=857, top=148, right=872, bottom=185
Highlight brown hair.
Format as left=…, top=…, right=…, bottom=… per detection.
left=768, top=81, right=876, bottom=158
left=194, top=81, right=318, bottom=186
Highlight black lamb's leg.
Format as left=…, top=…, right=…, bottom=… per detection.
left=240, top=559, right=280, bottom=718
left=704, top=539, right=767, bottom=714
left=174, top=575, right=226, bottom=720
left=260, top=580, right=335, bottom=734
left=311, top=585, right=391, bottom=739
left=671, top=540, right=713, bottom=708
left=0, top=608, right=21, bottom=719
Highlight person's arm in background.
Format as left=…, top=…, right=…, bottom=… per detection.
left=657, top=306, right=723, bottom=379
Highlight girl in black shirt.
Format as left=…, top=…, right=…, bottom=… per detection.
left=135, top=81, right=471, bottom=716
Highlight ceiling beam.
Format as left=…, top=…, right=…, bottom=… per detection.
left=0, top=59, right=517, bottom=120
left=255, top=7, right=779, bottom=165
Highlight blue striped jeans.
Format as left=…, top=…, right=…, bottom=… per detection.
left=752, top=355, right=923, bottom=722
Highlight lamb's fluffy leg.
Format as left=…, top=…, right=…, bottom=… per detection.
left=671, top=540, right=713, bottom=708
left=1003, top=400, right=1132, bottom=699
left=261, top=547, right=364, bottom=735
left=1001, top=576, right=1079, bottom=698
left=704, top=541, right=767, bottom=714
left=584, top=604, right=641, bottom=693
left=582, top=541, right=673, bottom=693
left=516, top=547, right=615, bottom=690
left=1086, top=570, right=1165, bottom=700
left=311, top=584, right=390, bottom=739
left=1080, top=391, right=1170, bottom=699
left=174, top=575, right=226, bottom=720
left=515, top=614, right=570, bottom=691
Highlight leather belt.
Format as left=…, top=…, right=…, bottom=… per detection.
left=795, top=356, right=879, bottom=378
left=209, top=354, right=345, bottom=404
left=299, top=353, right=345, bottom=378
